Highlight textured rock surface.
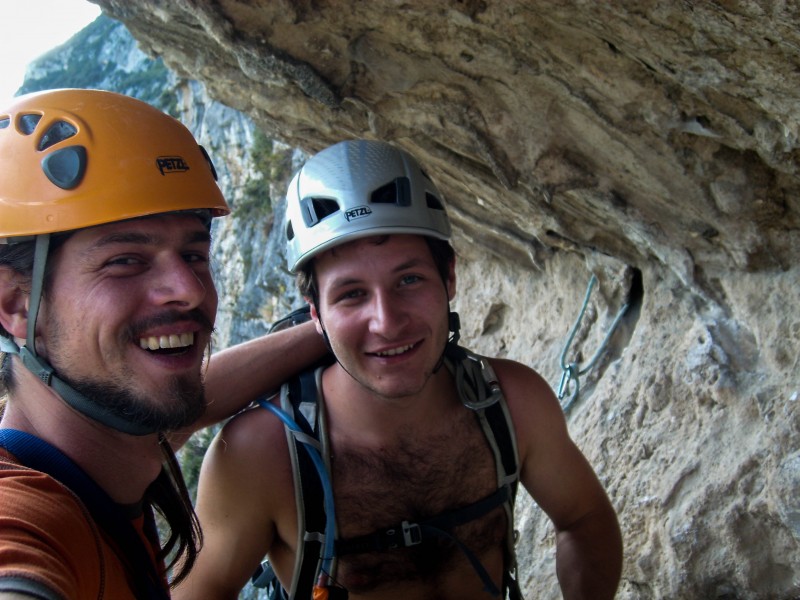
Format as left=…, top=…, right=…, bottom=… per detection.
left=89, top=1, right=800, bottom=598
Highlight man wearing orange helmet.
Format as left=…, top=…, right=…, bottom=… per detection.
left=0, top=89, right=325, bottom=599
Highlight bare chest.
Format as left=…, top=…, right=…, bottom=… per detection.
left=329, top=408, right=507, bottom=595
left=332, top=407, right=497, bottom=524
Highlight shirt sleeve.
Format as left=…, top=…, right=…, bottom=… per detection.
left=0, top=456, right=102, bottom=600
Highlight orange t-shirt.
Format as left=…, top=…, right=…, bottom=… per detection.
left=0, top=448, right=167, bottom=599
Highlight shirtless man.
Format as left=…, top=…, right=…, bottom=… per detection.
left=177, top=140, right=622, bottom=599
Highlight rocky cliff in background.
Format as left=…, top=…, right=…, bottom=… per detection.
left=52, top=3, right=800, bottom=598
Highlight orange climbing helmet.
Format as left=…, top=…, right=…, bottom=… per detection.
left=0, top=89, right=230, bottom=435
left=0, top=88, right=230, bottom=241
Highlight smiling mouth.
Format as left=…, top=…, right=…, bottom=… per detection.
left=373, top=342, right=417, bottom=357
left=139, top=332, right=195, bottom=352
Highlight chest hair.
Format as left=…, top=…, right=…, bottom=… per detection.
left=330, top=406, right=507, bottom=592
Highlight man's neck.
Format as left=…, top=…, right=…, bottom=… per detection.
left=2, top=368, right=164, bottom=504
left=321, top=363, right=461, bottom=444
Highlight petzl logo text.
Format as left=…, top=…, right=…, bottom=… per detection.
left=345, top=205, right=372, bottom=221
left=156, top=156, right=190, bottom=175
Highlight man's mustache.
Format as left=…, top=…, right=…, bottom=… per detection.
left=128, top=309, right=215, bottom=340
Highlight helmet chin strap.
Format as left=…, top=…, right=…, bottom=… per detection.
left=448, top=311, right=461, bottom=345
left=13, top=234, right=155, bottom=436
left=26, top=235, right=49, bottom=355
left=432, top=273, right=460, bottom=373
left=432, top=311, right=461, bottom=374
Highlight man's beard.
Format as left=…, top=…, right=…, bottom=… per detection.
left=40, top=306, right=213, bottom=432
left=62, top=370, right=207, bottom=432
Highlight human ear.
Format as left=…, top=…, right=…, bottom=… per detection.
left=0, top=267, right=29, bottom=339
left=446, top=258, right=457, bottom=300
left=307, top=298, right=325, bottom=336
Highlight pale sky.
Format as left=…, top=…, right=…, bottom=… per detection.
left=0, top=0, right=102, bottom=105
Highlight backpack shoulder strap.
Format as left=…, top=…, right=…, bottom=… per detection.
left=281, top=366, right=330, bottom=599
left=477, top=397, right=523, bottom=599
left=251, top=367, right=332, bottom=599
left=443, top=343, right=523, bottom=600
left=443, top=342, right=520, bottom=488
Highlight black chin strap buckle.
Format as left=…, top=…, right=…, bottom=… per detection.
left=448, top=311, right=461, bottom=344
left=401, top=521, right=423, bottom=546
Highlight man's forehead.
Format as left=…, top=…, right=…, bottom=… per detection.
left=316, top=234, right=433, bottom=275
left=324, top=233, right=415, bottom=255
left=68, top=213, right=211, bottom=248
left=94, top=212, right=207, bottom=233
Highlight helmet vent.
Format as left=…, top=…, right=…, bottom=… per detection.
left=18, top=113, right=42, bottom=135
left=426, top=192, right=445, bottom=211
left=42, top=146, right=88, bottom=190
left=371, top=177, right=411, bottom=206
left=38, top=120, right=78, bottom=151
left=301, top=197, right=340, bottom=227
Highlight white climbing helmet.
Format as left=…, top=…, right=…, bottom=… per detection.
left=284, top=139, right=451, bottom=272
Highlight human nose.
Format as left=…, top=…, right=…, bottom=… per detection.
left=148, top=255, right=209, bottom=309
left=368, top=290, right=408, bottom=337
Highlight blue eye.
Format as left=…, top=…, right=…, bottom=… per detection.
left=184, top=252, right=209, bottom=264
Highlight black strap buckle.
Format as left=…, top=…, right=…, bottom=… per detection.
left=401, top=521, right=422, bottom=546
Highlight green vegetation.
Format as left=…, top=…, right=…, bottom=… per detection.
left=236, top=129, right=293, bottom=219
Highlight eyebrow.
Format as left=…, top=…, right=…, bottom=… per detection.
left=392, top=258, right=428, bottom=272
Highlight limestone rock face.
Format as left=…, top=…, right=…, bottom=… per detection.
left=91, top=1, right=800, bottom=598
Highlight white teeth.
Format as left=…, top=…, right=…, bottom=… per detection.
left=375, top=343, right=414, bottom=357
left=139, top=332, right=195, bottom=350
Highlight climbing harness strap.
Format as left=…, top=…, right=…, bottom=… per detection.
left=557, top=275, right=629, bottom=412
left=0, top=429, right=169, bottom=600
left=336, top=485, right=511, bottom=554
left=336, top=485, right=513, bottom=596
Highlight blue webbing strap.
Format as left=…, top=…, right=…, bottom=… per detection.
left=0, top=429, right=169, bottom=600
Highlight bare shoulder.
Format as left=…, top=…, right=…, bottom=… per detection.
left=206, top=399, right=295, bottom=493
left=488, top=358, right=611, bottom=528
left=217, top=399, right=288, bottom=454
left=486, top=357, right=566, bottom=437
left=183, top=398, right=299, bottom=595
